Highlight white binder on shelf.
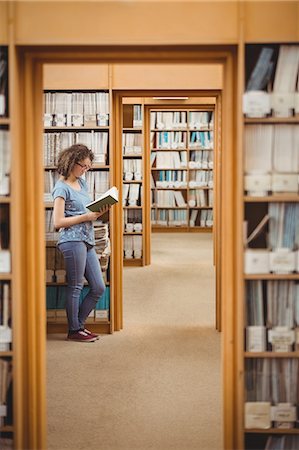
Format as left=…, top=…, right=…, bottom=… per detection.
left=271, top=173, right=298, bottom=193
left=268, top=327, right=295, bottom=352
left=243, top=91, right=271, bottom=118
left=244, top=173, right=271, bottom=196
left=246, top=326, right=267, bottom=352
left=269, top=248, right=296, bottom=274
left=244, top=249, right=270, bottom=274
left=271, top=92, right=295, bottom=118
left=245, top=402, right=272, bottom=429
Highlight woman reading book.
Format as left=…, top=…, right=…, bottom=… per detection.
left=52, top=144, right=108, bottom=342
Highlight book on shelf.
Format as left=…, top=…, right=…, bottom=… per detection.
left=44, top=91, right=109, bottom=127
left=86, top=186, right=118, bottom=212
left=245, top=358, right=298, bottom=429
left=244, top=203, right=299, bottom=274
left=0, top=47, right=8, bottom=117
left=0, top=282, right=12, bottom=352
left=243, top=44, right=299, bottom=118
left=244, top=125, right=299, bottom=196
left=0, top=205, right=10, bottom=273
left=245, top=280, right=299, bottom=352
left=265, top=435, right=299, bottom=450
left=124, top=235, right=142, bottom=260
left=0, top=357, right=12, bottom=427
left=0, top=129, right=10, bottom=196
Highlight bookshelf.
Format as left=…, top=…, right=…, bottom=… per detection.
left=149, top=108, right=214, bottom=231
left=240, top=43, right=299, bottom=450
left=122, top=101, right=145, bottom=266
left=43, top=89, right=113, bottom=333
left=0, top=45, right=13, bottom=450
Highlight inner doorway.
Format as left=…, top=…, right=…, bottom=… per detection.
left=16, top=46, right=236, bottom=450
left=119, top=92, right=221, bottom=330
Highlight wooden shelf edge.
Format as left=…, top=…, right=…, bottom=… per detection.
left=0, top=425, right=14, bottom=433
left=123, top=180, right=143, bottom=184
left=0, top=273, right=12, bottom=280
left=245, top=352, right=299, bottom=358
left=245, top=428, right=299, bottom=434
left=123, top=259, right=143, bottom=266
left=0, top=351, right=13, bottom=357
left=244, top=117, right=299, bottom=124
left=123, top=232, right=143, bottom=235
left=245, top=195, right=299, bottom=202
left=123, top=127, right=142, bottom=131
left=151, top=226, right=212, bottom=232
left=244, top=274, right=299, bottom=280
left=0, top=196, right=10, bottom=203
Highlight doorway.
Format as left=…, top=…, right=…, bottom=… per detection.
left=14, top=46, right=237, bottom=449
left=118, top=93, right=221, bottom=329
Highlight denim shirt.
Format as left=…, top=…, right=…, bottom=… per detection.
left=52, top=177, right=95, bottom=246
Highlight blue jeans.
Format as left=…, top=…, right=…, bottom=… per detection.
left=58, top=241, right=106, bottom=331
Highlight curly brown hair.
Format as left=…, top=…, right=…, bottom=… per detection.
left=57, top=144, right=94, bottom=178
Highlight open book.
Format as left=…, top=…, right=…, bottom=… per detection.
left=86, top=186, right=119, bottom=212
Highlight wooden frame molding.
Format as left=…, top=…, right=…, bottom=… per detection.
left=14, top=45, right=237, bottom=450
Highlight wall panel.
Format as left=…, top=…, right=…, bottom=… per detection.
left=112, top=64, right=223, bottom=89
left=43, top=64, right=109, bottom=89
left=14, top=1, right=238, bottom=45
left=244, top=1, right=299, bottom=42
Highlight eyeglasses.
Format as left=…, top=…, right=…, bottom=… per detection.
left=76, top=162, right=92, bottom=171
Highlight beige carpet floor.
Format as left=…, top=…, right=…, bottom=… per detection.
left=47, top=233, right=222, bottom=450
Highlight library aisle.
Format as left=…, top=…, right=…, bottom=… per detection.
left=47, top=233, right=221, bottom=450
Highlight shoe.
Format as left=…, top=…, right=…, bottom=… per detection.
left=67, top=330, right=97, bottom=342
left=84, top=328, right=100, bottom=340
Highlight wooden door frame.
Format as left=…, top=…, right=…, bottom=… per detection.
left=13, top=45, right=237, bottom=449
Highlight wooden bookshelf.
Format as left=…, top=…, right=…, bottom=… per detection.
left=239, top=42, right=299, bottom=449
left=150, top=107, right=214, bottom=231
left=122, top=102, right=146, bottom=266
left=43, top=89, right=114, bottom=333
left=0, top=44, right=13, bottom=449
